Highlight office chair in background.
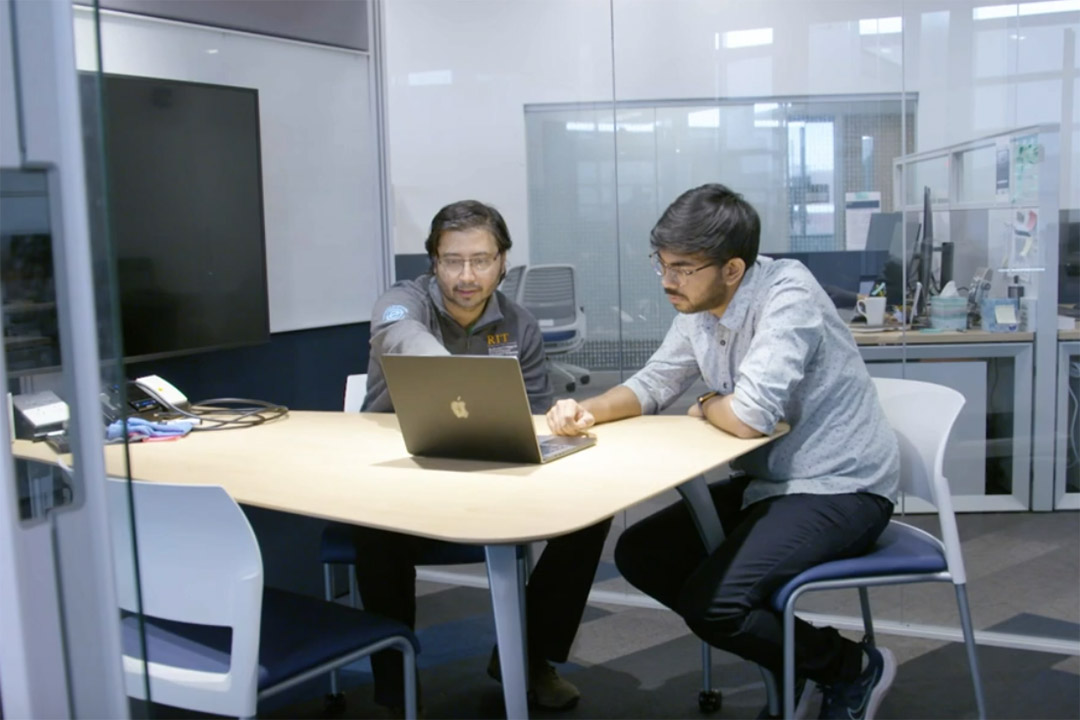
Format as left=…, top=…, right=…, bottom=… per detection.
left=685, top=377, right=985, bottom=719
left=107, top=478, right=420, bottom=719
left=518, top=264, right=590, bottom=392
left=499, top=264, right=526, bottom=303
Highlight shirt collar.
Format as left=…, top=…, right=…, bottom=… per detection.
left=425, top=274, right=505, bottom=330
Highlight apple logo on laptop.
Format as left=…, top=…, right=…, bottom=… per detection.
left=450, top=396, right=469, bottom=419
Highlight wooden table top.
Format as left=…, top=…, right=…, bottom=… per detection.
left=14, top=411, right=787, bottom=545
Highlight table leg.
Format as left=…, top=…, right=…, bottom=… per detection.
left=485, top=544, right=529, bottom=719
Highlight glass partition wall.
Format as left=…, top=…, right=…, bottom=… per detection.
left=382, top=0, right=1079, bottom=696
left=1, top=0, right=137, bottom=715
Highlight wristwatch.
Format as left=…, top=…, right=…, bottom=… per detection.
left=697, top=390, right=720, bottom=414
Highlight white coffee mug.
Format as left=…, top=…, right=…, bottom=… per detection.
left=855, top=296, right=886, bottom=326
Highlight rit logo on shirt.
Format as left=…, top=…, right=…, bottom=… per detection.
left=487, top=332, right=510, bottom=346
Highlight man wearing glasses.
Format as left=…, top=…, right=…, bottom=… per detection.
left=356, top=199, right=610, bottom=715
left=546, top=184, right=900, bottom=720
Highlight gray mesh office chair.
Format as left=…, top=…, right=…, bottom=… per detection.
left=519, top=264, right=589, bottom=392
left=499, top=264, right=526, bottom=303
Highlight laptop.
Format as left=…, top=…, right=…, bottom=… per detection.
left=381, top=354, right=596, bottom=464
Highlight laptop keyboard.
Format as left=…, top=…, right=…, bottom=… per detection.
left=539, top=437, right=585, bottom=453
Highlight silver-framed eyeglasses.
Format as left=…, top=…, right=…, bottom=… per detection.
left=649, top=252, right=714, bottom=281
left=437, top=252, right=501, bottom=274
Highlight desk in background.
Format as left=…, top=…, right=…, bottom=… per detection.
left=849, top=327, right=1034, bottom=512
left=14, top=411, right=785, bottom=719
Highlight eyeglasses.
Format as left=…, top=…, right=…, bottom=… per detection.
left=436, top=253, right=501, bottom=274
left=649, top=252, right=714, bottom=281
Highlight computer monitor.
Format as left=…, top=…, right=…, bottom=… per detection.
left=915, top=186, right=934, bottom=315
left=865, top=212, right=901, bottom=254
left=867, top=213, right=919, bottom=307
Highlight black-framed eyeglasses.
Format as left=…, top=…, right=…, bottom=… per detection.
left=436, top=252, right=501, bottom=274
left=649, top=252, right=714, bottom=281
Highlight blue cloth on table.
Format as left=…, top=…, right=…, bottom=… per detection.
left=106, top=417, right=194, bottom=442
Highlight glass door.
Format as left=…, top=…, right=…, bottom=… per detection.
left=0, top=0, right=139, bottom=716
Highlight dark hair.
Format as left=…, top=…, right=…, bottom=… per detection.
left=424, top=200, right=512, bottom=259
left=650, top=183, right=760, bottom=267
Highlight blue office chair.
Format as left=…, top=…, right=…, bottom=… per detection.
left=107, top=478, right=421, bottom=719
left=686, top=377, right=986, bottom=719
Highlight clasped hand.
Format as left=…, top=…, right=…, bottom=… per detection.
left=546, top=398, right=595, bottom=436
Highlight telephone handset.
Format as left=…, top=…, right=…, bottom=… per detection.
left=134, top=375, right=190, bottom=410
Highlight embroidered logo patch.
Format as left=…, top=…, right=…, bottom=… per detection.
left=488, top=341, right=520, bottom=357
left=382, top=305, right=408, bottom=322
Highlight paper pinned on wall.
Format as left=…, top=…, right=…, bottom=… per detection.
left=845, top=191, right=881, bottom=250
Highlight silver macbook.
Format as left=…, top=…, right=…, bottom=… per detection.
left=381, top=354, right=595, bottom=464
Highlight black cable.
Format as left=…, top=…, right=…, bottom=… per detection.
left=186, top=397, right=289, bottom=431
left=124, top=381, right=288, bottom=431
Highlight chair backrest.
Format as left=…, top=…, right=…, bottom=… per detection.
left=344, top=373, right=368, bottom=412
left=500, top=264, right=526, bottom=303
left=519, top=264, right=585, bottom=354
left=872, top=376, right=968, bottom=582
left=106, top=478, right=263, bottom=715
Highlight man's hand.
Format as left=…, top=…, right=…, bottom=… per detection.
left=687, top=403, right=703, bottom=418
left=546, top=398, right=595, bottom=436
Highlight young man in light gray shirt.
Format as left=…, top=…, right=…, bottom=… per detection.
left=547, top=184, right=900, bottom=720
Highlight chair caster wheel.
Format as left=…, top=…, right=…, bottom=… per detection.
left=698, top=689, right=722, bottom=713
left=324, top=691, right=347, bottom=714
left=580, top=375, right=590, bottom=385
left=566, top=382, right=576, bottom=392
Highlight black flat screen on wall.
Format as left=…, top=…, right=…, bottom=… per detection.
left=81, top=72, right=270, bottom=362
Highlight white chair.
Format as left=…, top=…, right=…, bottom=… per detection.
left=107, top=477, right=420, bottom=719
left=343, top=372, right=368, bottom=416
left=685, top=377, right=986, bottom=719
left=519, top=264, right=590, bottom=392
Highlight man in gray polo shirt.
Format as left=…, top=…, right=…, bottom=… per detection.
left=355, top=200, right=610, bottom=715
left=546, top=184, right=900, bottom=720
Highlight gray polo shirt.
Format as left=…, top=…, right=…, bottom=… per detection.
left=363, top=274, right=554, bottom=413
left=623, top=256, right=899, bottom=507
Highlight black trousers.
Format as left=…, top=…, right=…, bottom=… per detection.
left=353, top=518, right=612, bottom=707
left=614, top=479, right=892, bottom=687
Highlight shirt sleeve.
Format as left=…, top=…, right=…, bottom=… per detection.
left=622, top=319, right=701, bottom=414
left=369, top=279, right=451, bottom=360
left=730, top=276, right=824, bottom=434
left=516, top=308, right=555, bottom=413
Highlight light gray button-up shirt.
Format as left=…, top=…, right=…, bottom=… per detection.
left=624, top=256, right=899, bottom=507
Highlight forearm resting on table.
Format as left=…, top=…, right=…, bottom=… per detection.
left=581, top=385, right=642, bottom=425
left=702, top=393, right=763, bottom=439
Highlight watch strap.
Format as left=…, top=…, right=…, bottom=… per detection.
left=697, top=390, right=720, bottom=413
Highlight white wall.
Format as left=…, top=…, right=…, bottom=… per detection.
left=73, top=8, right=382, bottom=330
left=384, top=0, right=1079, bottom=259
left=384, top=0, right=613, bottom=258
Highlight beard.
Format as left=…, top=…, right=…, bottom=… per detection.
left=665, top=282, right=730, bottom=314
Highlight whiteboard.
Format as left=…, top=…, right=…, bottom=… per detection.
left=73, top=8, right=382, bottom=330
